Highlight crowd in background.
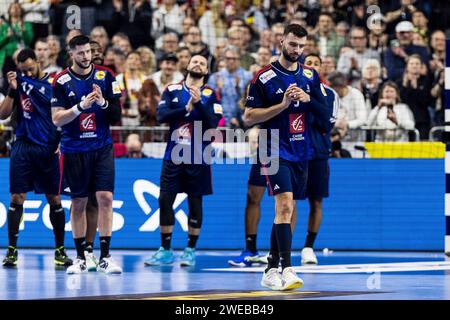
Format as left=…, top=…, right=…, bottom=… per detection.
left=0, top=0, right=449, bottom=157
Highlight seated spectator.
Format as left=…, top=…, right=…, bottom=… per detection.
left=367, top=81, right=415, bottom=142
left=397, top=54, right=432, bottom=140
left=125, top=134, right=146, bottom=158
left=150, top=53, right=184, bottom=94
left=328, top=72, right=367, bottom=142
left=360, top=59, right=384, bottom=111
left=207, top=45, right=252, bottom=128
left=383, top=21, right=429, bottom=81
left=337, top=27, right=380, bottom=86
left=136, top=46, right=157, bottom=78
left=117, top=51, right=147, bottom=126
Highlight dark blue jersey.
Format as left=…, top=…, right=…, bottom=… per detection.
left=309, top=84, right=339, bottom=159
left=51, top=65, right=121, bottom=153
left=15, top=73, right=59, bottom=148
left=245, top=61, right=328, bottom=162
left=157, top=81, right=222, bottom=164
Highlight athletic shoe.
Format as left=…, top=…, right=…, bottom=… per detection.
left=281, top=267, right=303, bottom=291
left=144, top=247, right=174, bottom=266
left=301, top=247, right=318, bottom=265
left=260, top=268, right=283, bottom=290
left=85, top=251, right=98, bottom=272
left=2, top=246, right=18, bottom=267
left=97, top=255, right=122, bottom=274
left=228, top=250, right=261, bottom=267
left=248, top=253, right=268, bottom=264
left=180, top=247, right=196, bottom=267
left=66, top=258, right=87, bottom=274
left=54, top=247, right=73, bottom=266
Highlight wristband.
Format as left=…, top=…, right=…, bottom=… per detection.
left=7, top=87, right=17, bottom=98
left=72, top=104, right=82, bottom=116
left=100, top=99, right=109, bottom=109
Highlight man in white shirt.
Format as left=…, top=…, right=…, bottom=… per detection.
left=150, top=53, right=184, bottom=94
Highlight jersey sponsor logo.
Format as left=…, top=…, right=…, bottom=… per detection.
left=303, top=69, right=313, bottom=79
left=79, top=113, right=97, bottom=132
left=168, top=84, right=182, bottom=92
left=174, top=122, right=193, bottom=145
left=20, top=96, right=33, bottom=117
left=320, top=83, right=327, bottom=96
left=259, top=69, right=276, bottom=84
left=213, top=103, right=223, bottom=114
left=112, top=81, right=121, bottom=95
left=289, top=113, right=305, bottom=134
left=95, top=70, right=106, bottom=80
left=202, top=88, right=213, bottom=97
left=57, top=74, right=71, bottom=85
left=276, top=88, right=284, bottom=94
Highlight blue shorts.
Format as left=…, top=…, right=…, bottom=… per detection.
left=61, top=143, right=115, bottom=198
left=160, top=160, right=212, bottom=196
left=306, top=158, right=330, bottom=199
left=248, top=162, right=267, bottom=187
left=264, top=159, right=308, bottom=200
left=10, top=139, right=60, bottom=195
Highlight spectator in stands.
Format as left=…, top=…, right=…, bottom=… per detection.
left=46, top=35, right=63, bottom=68
left=259, top=29, right=272, bottom=49
left=138, top=79, right=161, bottom=126
left=19, top=0, right=50, bottom=39
left=242, top=1, right=268, bottom=34
left=151, top=53, right=184, bottom=94
left=155, top=32, right=179, bottom=64
left=105, top=47, right=126, bottom=74
left=429, top=30, right=446, bottom=75
left=184, top=26, right=212, bottom=64
left=152, top=0, right=185, bottom=40
left=328, top=71, right=367, bottom=141
left=397, top=54, right=432, bottom=140
left=321, top=55, right=337, bottom=80
left=0, top=3, right=34, bottom=76
left=198, top=0, right=227, bottom=55
left=411, top=10, right=429, bottom=44
left=337, top=27, right=380, bottom=86
left=180, top=16, right=196, bottom=45
left=383, top=0, right=420, bottom=33
left=314, top=13, right=345, bottom=60
left=270, top=23, right=284, bottom=56
left=207, top=45, right=252, bottom=128
left=383, top=21, right=429, bottom=81
left=117, top=51, right=147, bottom=126
left=90, top=26, right=110, bottom=53
left=360, top=59, right=384, bottom=111
left=227, top=26, right=255, bottom=71
left=336, top=21, right=350, bottom=39
left=176, top=47, right=191, bottom=77
left=34, top=38, right=62, bottom=76
left=115, top=33, right=133, bottom=56
left=367, top=13, right=389, bottom=55
left=249, top=47, right=272, bottom=75
left=137, top=46, right=157, bottom=78
left=309, top=0, right=347, bottom=27
left=431, top=67, right=445, bottom=126
left=125, top=134, right=146, bottom=158
left=302, top=35, right=319, bottom=57
left=367, top=81, right=415, bottom=142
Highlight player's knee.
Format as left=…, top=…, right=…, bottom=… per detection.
left=45, top=194, right=61, bottom=206
left=277, top=201, right=293, bottom=219
left=96, top=192, right=113, bottom=208
left=10, top=194, right=25, bottom=205
left=246, top=187, right=264, bottom=206
left=159, top=192, right=176, bottom=226
left=71, top=198, right=88, bottom=215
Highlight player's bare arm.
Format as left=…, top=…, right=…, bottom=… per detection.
left=0, top=72, right=18, bottom=120
left=52, top=91, right=98, bottom=127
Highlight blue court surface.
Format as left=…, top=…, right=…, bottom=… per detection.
left=1, top=249, right=450, bottom=300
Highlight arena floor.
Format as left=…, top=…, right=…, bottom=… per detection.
left=1, top=249, right=449, bottom=300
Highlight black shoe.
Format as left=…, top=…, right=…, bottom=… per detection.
left=2, top=246, right=18, bottom=267
left=54, top=247, right=73, bottom=266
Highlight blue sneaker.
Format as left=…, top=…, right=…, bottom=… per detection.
left=180, top=247, right=196, bottom=267
left=228, top=250, right=261, bottom=267
left=144, top=247, right=174, bottom=266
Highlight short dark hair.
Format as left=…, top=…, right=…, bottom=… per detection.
left=327, top=71, right=347, bottom=88
left=304, top=53, right=322, bottom=64
left=68, top=35, right=90, bottom=50
left=17, top=49, right=37, bottom=63
left=34, top=37, right=48, bottom=45
left=89, top=40, right=100, bottom=46
left=283, top=24, right=308, bottom=38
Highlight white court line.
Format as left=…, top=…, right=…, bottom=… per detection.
left=203, top=261, right=450, bottom=274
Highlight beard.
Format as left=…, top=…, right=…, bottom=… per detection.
left=188, top=69, right=205, bottom=79
left=92, top=57, right=104, bottom=65
left=281, top=47, right=299, bottom=63
left=75, top=59, right=92, bottom=69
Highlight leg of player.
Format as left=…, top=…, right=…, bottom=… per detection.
left=301, top=197, right=322, bottom=265
left=144, top=192, right=177, bottom=266
left=228, top=185, right=266, bottom=267
left=66, top=197, right=88, bottom=274
left=96, top=191, right=122, bottom=274
left=46, top=194, right=72, bottom=267
left=290, top=202, right=297, bottom=233
left=85, top=195, right=99, bottom=271
left=2, top=193, right=25, bottom=267
left=180, top=195, right=203, bottom=267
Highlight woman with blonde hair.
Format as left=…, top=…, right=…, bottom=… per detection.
left=366, top=81, right=415, bottom=142
left=136, top=46, right=156, bottom=77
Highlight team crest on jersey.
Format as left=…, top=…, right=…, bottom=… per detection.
left=289, top=113, right=305, bottom=134
left=112, top=81, right=121, bottom=94
left=259, top=69, right=276, bottom=84
left=202, top=88, right=213, bottom=97
left=57, top=73, right=71, bottom=85
left=303, top=69, right=313, bottom=79
left=168, top=84, right=182, bottom=91
left=95, top=70, right=106, bottom=80
left=21, top=97, right=33, bottom=113
left=320, top=83, right=327, bottom=96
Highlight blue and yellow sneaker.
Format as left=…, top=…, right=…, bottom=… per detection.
left=144, top=247, right=175, bottom=266
left=2, top=246, right=18, bottom=267
left=54, top=246, right=73, bottom=266
left=228, top=250, right=263, bottom=267
left=180, top=247, right=196, bottom=267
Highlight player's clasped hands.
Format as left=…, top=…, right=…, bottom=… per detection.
left=188, top=86, right=201, bottom=103
left=283, top=84, right=310, bottom=108
left=81, top=84, right=105, bottom=110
